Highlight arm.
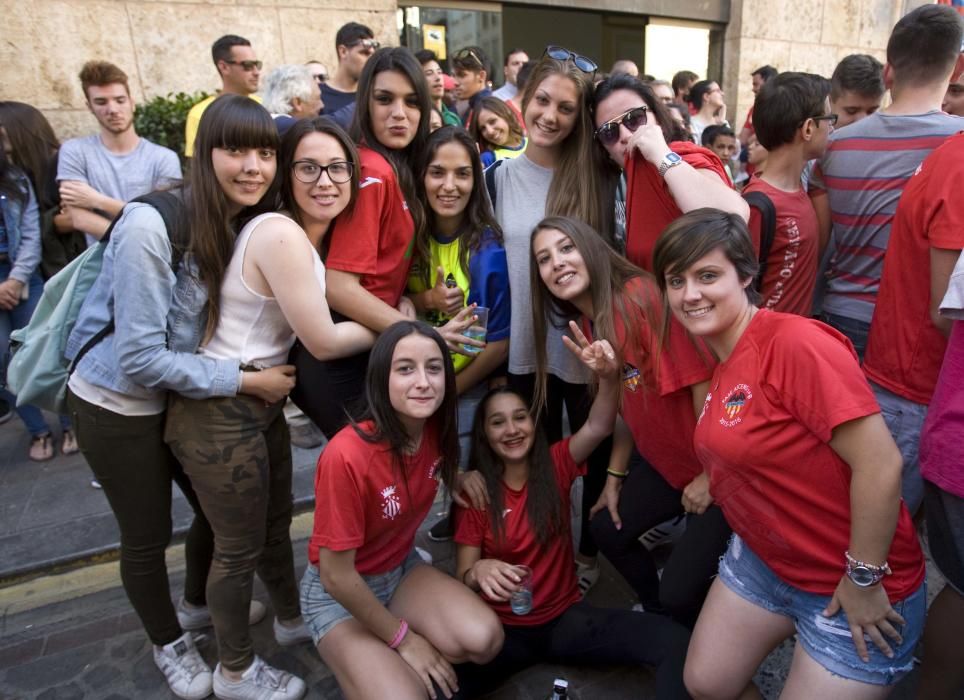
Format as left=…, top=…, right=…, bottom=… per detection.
left=681, top=379, right=713, bottom=514
left=455, top=339, right=508, bottom=395
left=930, top=247, right=961, bottom=338
left=53, top=209, right=75, bottom=233
left=456, top=543, right=524, bottom=603
left=590, top=417, right=634, bottom=529
left=411, top=266, right=465, bottom=316
left=811, top=190, right=832, bottom=257
left=327, top=268, right=409, bottom=332
left=65, top=206, right=111, bottom=240
left=58, top=181, right=124, bottom=216
left=563, top=321, right=621, bottom=464
left=6, top=179, right=42, bottom=286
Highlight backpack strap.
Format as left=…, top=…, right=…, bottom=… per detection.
left=483, top=159, right=503, bottom=210
left=743, top=190, right=777, bottom=292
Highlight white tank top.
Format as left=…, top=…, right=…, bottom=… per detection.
left=201, top=212, right=326, bottom=368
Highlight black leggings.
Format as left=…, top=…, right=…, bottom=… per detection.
left=288, top=341, right=370, bottom=439
left=456, top=601, right=691, bottom=699
left=590, top=451, right=731, bottom=628
left=509, top=372, right=610, bottom=559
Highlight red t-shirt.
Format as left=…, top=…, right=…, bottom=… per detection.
left=610, top=277, right=714, bottom=489
left=744, top=177, right=819, bottom=316
left=454, top=438, right=583, bottom=626
left=694, top=311, right=924, bottom=600
left=864, top=132, right=964, bottom=404
left=624, top=142, right=732, bottom=272
left=309, top=420, right=442, bottom=575
left=326, top=146, right=415, bottom=306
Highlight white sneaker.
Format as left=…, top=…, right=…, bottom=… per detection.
left=639, top=515, right=687, bottom=552
left=153, top=632, right=213, bottom=700
left=213, top=656, right=306, bottom=700
left=575, top=561, right=600, bottom=598
left=272, top=617, right=312, bottom=646
left=177, top=597, right=268, bottom=631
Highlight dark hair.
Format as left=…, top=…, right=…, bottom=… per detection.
left=354, top=321, right=460, bottom=491
left=190, top=95, right=280, bottom=341
left=652, top=208, right=761, bottom=305
left=350, top=47, right=431, bottom=244
left=470, top=96, right=525, bottom=151
left=335, top=22, right=374, bottom=51
left=0, top=148, right=28, bottom=206
left=277, top=116, right=359, bottom=239
left=688, top=79, right=718, bottom=109
left=414, top=49, right=437, bottom=66
left=887, top=4, right=963, bottom=86
left=413, top=126, right=502, bottom=292
left=751, top=65, right=779, bottom=82
left=830, top=54, right=885, bottom=101
left=752, top=72, right=829, bottom=150
left=79, top=60, right=130, bottom=99
left=452, top=45, right=490, bottom=76
left=469, top=386, right=565, bottom=546
left=211, top=35, right=251, bottom=66
left=0, top=101, right=60, bottom=209
left=672, top=70, right=699, bottom=97
left=503, top=48, right=527, bottom=67
left=514, top=62, right=534, bottom=94
left=701, top=124, right=736, bottom=147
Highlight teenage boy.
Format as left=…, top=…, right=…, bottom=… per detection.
left=701, top=124, right=738, bottom=182
left=829, top=54, right=885, bottom=127
left=184, top=35, right=262, bottom=157
left=738, top=64, right=777, bottom=145
left=492, top=48, right=529, bottom=101
left=58, top=61, right=181, bottom=245
left=321, top=22, right=378, bottom=119
left=809, top=4, right=964, bottom=357
left=743, top=72, right=829, bottom=317
left=451, top=45, right=491, bottom=125
left=415, top=49, right=461, bottom=126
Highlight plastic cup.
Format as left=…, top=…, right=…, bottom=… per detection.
left=509, top=565, right=533, bottom=615
left=462, top=306, right=489, bottom=355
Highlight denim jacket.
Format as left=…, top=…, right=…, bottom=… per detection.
left=0, top=170, right=42, bottom=284
left=66, top=202, right=240, bottom=399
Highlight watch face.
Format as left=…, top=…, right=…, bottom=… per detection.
left=666, top=152, right=683, bottom=165
left=850, top=565, right=876, bottom=586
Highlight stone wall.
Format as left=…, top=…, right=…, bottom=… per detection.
left=0, top=0, right=397, bottom=140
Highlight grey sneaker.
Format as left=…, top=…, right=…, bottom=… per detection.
left=153, top=632, right=213, bottom=700
left=177, top=597, right=268, bottom=631
left=213, top=656, right=306, bottom=700
left=272, top=617, right=312, bottom=646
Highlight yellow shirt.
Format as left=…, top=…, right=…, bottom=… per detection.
left=184, top=93, right=263, bottom=157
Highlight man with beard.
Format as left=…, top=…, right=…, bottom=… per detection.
left=58, top=61, right=181, bottom=245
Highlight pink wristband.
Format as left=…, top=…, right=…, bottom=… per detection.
left=388, top=619, right=409, bottom=649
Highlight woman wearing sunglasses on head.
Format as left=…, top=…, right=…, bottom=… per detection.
left=591, top=74, right=749, bottom=272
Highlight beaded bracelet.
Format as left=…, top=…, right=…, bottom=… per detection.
left=389, top=619, right=409, bottom=649
left=606, top=468, right=629, bottom=478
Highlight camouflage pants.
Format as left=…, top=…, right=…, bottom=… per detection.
left=165, top=393, right=300, bottom=671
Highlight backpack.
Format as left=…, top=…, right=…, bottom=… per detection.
left=7, top=191, right=184, bottom=413
left=743, top=190, right=777, bottom=293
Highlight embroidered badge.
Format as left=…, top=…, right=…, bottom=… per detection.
left=622, top=363, right=641, bottom=392
left=720, top=384, right=752, bottom=428
left=380, top=485, right=402, bottom=520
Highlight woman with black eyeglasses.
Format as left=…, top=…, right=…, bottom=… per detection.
left=591, top=73, right=749, bottom=272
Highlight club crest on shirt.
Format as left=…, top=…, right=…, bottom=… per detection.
left=622, top=363, right=641, bottom=392
left=720, top=384, right=752, bottom=428
left=380, top=485, right=402, bottom=520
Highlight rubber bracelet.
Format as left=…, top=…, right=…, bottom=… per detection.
left=606, top=469, right=628, bottom=478
left=388, top=619, right=409, bottom=649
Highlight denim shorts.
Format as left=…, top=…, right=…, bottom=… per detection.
left=300, top=549, right=424, bottom=645
left=717, top=534, right=926, bottom=686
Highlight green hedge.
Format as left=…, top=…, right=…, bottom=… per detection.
left=134, top=91, right=210, bottom=165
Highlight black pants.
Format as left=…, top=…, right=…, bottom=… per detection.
left=289, top=341, right=370, bottom=439
left=590, top=451, right=731, bottom=628
left=456, top=601, right=691, bottom=699
left=509, top=372, right=610, bottom=559
left=67, top=389, right=213, bottom=646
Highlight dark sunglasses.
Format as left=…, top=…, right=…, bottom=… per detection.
left=347, top=38, right=380, bottom=51
left=224, top=60, right=262, bottom=72
left=453, top=47, right=485, bottom=69
left=543, top=45, right=597, bottom=74
left=292, top=160, right=354, bottom=185
left=595, top=106, right=648, bottom=145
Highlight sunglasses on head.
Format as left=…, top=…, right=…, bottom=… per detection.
left=543, top=46, right=597, bottom=74
left=453, top=47, right=485, bottom=69
left=594, top=106, right=648, bottom=145
left=347, top=38, right=380, bottom=51
left=224, top=60, right=262, bottom=72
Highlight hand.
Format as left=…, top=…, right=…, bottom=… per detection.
left=396, top=631, right=459, bottom=700
left=562, top=321, right=618, bottom=380
left=681, top=472, right=713, bottom=514
left=439, top=304, right=484, bottom=356
left=471, top=560, right=525, bottom=602
left=716, top=102, right=727, bottom=125
left=59, top=181, right=104, bottom=210
left=240, top=364, right=296, bottom=404
left=627, top=121, right=672, bottom=166
left=452, top=470, right=489, bottom=510
left=589, top=475, right=623, bottom=530
left=823, top=576, right=906, bottom=662
left=397, top=296, right=417, bottom=319
left=428, top=266, right=465, bottom=316
left=0, top=279, right=24, bottom=310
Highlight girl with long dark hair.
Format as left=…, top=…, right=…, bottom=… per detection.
left=303, top=321, right=503, bottom=699
left=65, top=95, right=294, bottom=699
left=469, top=97, right=527, bottom=167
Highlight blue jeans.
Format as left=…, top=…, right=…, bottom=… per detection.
left=821, top=312, right=871, bottom=362
left=870, top=381, right=927, bottom=515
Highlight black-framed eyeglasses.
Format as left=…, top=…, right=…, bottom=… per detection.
left=292, top=160, right=353, bottom=185
left=453, top=47, right=485, bottom=69
left=224, top=60, right=262, bottom=72
left=808, top=113, right=838, bottom=127
left=543, top=46, right=597, bottom=75
left=347, top=38, right=380, bottom=51
left=595, top=106, right=648, bottom=145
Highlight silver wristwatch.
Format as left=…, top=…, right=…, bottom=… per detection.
left=657, top=152, right=683, bottom=178
left=845, top=551, right=891, bottom=588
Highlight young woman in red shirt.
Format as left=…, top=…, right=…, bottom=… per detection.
left=529, top=215, right=731, bottom=628
left=303, top=321, right=503, bottom=700
left=453, top=338, right=691, bottom=699
left=653, top=209, right=926, bottom=699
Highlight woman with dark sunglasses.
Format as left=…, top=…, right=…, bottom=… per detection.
left=591, top=73, right=749, bottom=271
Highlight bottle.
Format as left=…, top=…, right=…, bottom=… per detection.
left=548, top=678, right=568, bottom=699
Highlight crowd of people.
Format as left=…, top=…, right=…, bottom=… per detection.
left=1, top=3, right=964, bottom=700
